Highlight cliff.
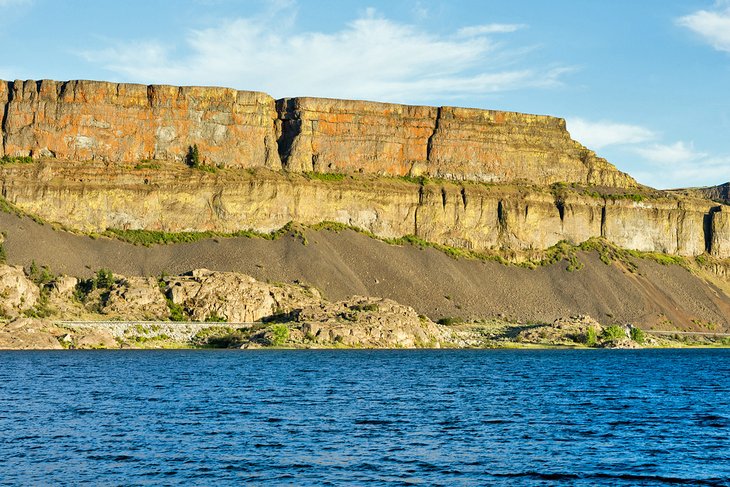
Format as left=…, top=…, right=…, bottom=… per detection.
left=0, top=160, right=726, bottom=258
left=0, top=79, right=728, bottom=259
left=1, top=79, right=634, bottom=186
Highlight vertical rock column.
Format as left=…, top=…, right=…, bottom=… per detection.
left=0, top=81, right=9, bottom=157
left=711, top=207, right=730, bottom=258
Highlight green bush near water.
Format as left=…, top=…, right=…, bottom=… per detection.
left=602, top=325, right=626, bottom=341
left=630, top=327, right=646, bottom=344
left=585, top=326, right=598, bottom=347
left=269, top=324, right=290, bottom=346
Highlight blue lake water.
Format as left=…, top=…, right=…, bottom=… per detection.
left=0, top=349, right=729, bottom=486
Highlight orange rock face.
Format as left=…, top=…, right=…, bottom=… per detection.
left=0, top=80, right=281, bottom=169
left=1, top=79, right=635, bottom=187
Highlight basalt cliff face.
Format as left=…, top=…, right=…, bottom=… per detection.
left=0, top=79, right=728, bottom=259
left=1, top=79, right=632, bottom=186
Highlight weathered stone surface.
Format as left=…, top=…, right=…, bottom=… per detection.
left=711, top=207, right=730, bottom=259
left=102, top=276, right=169, bottom=320
left=0, top=161, right=720, bottom=256
left=293, top=296, right=442, bottom=348
left=165, top=268, right=320, bottom=322
left=277, top=97, right=437, bottom=176
left=276, top=98, right=635, bottom=187
left=2, top=79, right=634, bottom=186
left=1, top=79, right=280, bottom=169
left=0, top=318, right=62, bottom=349
left=1, top=79, right=727, bottom=257
left=0, top=265, right=39, bottom=317
left=427, top=107, right=635, bottom=187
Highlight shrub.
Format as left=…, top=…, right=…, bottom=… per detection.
left=350, top=303, right=379, bottom=312
left=192, top=326, right=247, bottom=348
left=185, top=144, right=201, bottom=168
left=269, top=324, right=289, bottom=346
left=437, top=317, right=464, bottom=326
left=0, top=244, right=5, bottom=264
left=602, top=325, right=626, bottom=341
left=0, top=155, right=33, bottom=165
left=630, top=327, right=645, bottom=344
left=95, top=268, right=115, bottom=289
left=166, top=299, right=185, bottom=321
left=585, top=326, right=597, bottom=347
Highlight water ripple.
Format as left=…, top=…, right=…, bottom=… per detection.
left=0, top=349, right=728, bottom=485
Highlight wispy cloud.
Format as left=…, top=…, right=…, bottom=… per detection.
left=566, top=118, right=657, bottom=149
left=566, top=118, right=728, bottom=189
left=634, top=141, right=707, bottom=165
left=456, top=23, right=526, bottom=37
left=677, top=2, right=730, bottom=53
left=631, top=141, right=730, bottom=189
left=79, top=5, right=567, bottom=103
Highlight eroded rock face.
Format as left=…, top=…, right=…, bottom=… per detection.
left=102, top=276, right=169, bottom=320
left=0, top=265, right=39, bottom=317
left=276, top=98, right=635, bottom=187
left=711, top=207, right=730, bottom=259
left=0, top=318, right=62, bottom=349
left=293, top=296, right=442, bottom=348
left=1, top=79, right=634, bottom=186
left=0, top=162, right=719, bottom=256
left=165, top=269, right=320, bottom=322
left=0, top=80, right=281, bottom=169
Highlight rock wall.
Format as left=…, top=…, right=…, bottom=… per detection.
left=1, top=79, right=635, bottom=187
left=0, top=161, right=720, bottom=256
left=0, top=79, right=281, bottom=169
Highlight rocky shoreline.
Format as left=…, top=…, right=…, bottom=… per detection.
left=0, top=263, right=725, bottom=350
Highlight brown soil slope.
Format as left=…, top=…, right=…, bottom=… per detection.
left=2, top=211, right=729, bottom=331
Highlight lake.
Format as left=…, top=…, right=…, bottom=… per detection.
left=0, top=349, right=728, bottom=485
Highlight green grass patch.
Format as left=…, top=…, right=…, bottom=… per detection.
left=134, top=162, right=161, bottom=170
left=103, top=223, right=297, bottom=247
left=0, top=155, right=34, bottom=165
left=304, top=171, right=347, bottom=182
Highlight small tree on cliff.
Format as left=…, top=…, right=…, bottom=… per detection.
left=185, top=144, right=200, bottom=168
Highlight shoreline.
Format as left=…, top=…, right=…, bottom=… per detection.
left=2, top=318, right=728, bottom=351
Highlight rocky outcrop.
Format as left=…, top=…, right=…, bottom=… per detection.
left=0, top=161, right=721, bottom=256
left=711, top=207, right=730, bottom=259
left=671, top=182, right=730, bottom=205
left=0, top=318, right=63, bottom=349
left=292, top=296, right=442, bottom=348
left=102, top=276, right=169, bottom=320
left=1, top=79, right=728, bottom=258
left=0, top=265, right=39, bottom=317
left=164, top=268, right=321, bottom=322
left=1, top=79, right=634, bottom=186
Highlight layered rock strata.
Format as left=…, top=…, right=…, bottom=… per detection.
left=0, top=161, right=725, bottom=257
left=1, top=79, right=634, bottom=187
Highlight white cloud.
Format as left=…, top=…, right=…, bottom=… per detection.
left=79, top=7, right=566, bottom=103
left=677, top=3, right=730, bottom=52
left=632, top=155, right=730, bottom=189
left=629, top=141, right=730, bottom=189
left=566, top=118, right=657, bottom=149
left=634, top=141, right=707, bottom=164
left=564, top=118, right=727, bottom=189
left=456, top=23, right=526, bottom=37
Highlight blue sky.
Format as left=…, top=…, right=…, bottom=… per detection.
left=1, top=0, right=729, bottom=189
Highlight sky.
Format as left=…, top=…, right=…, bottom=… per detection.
left=0, top=0, right=728, bottom=189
